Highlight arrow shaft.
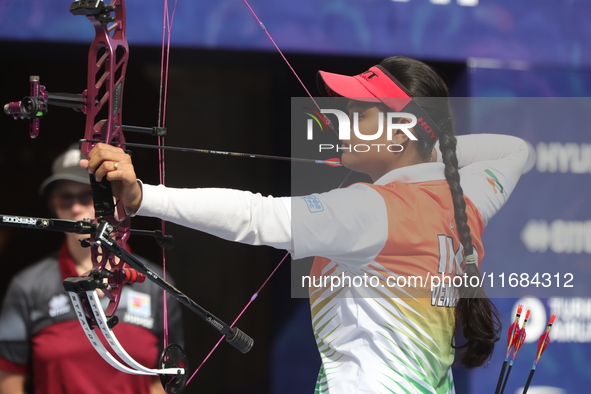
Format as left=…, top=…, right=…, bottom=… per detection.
left=500, top=363, right=513, bottom=394
left=495, top=361, right=508, bottom=394
left=81, top=139, right=342, bottom=166
left=522, top=369, right=536, bottom=394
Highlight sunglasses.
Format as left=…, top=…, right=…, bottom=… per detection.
left=53, top=191, right=94, bottom=209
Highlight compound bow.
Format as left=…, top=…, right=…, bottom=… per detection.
left=2, top=1, right=254, bottom=392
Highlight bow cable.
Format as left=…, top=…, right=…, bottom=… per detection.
left=158, top=0, right=179, bottom=355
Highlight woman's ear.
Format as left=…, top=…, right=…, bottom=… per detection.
left=390, top=117, right=417, bottom=145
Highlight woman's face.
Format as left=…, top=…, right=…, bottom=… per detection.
left=340, top=101, right=406, bottom=181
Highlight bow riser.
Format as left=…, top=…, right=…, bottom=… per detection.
left=76, top=0, right=131, bottom=318
left=82, top=0, right=128, bottom=145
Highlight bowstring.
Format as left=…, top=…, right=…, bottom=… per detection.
left=158, top=0, right=179, bottom=351
left=241, top=0, right=324, bottom=113
left=186, top=0, right=351, bottom=385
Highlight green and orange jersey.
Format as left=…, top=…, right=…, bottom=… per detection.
left=308, top=176, right=485, bottom=394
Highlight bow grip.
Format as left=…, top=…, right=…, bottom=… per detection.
left=89, top=175, right=115, bottom=217
left=226, top=327, right=254, bottom=354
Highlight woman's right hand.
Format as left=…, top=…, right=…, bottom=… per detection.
left=80, top=143, right=143, bottom=215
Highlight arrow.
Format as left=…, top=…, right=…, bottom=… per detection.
left=496, top=304, right=523, bottom=394
left=500, top=309, right=530, bottom=394
left=522, top=314, right=556, bottom=394
left=80, top=139, right=343, bottom=167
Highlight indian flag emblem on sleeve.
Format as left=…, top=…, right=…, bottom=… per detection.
left=485, top=169, right=504, bottom=194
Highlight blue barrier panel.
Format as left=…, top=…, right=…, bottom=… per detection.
left=1, top=0, right=590, bottom=68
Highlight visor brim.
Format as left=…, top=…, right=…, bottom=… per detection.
left=317, top=70, right=381, bottom=102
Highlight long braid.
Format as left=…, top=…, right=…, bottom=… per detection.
left=380, top=56, right=500, bottom=368
left=438, top=129, right=501, bottom=368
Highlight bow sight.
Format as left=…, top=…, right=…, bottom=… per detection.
left=70, top=0, right=117, bottom=22
left=3, top=74, right=166, bottom=139
left=4, top=76, right=48, bottom=138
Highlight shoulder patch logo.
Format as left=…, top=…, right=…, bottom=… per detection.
left=123, top=289, right=154, bottom=329
left=49, top=294, right=71, bottom=317
left=300, top=195, right=324, bottom=213
left=126, top=289, right=151, bottom=318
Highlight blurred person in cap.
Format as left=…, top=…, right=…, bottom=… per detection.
left=0, top=144, right=182, bottom=394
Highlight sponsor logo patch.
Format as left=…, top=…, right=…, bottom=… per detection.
left=49, top=294, right=71, bottom=317
left=300, top=195, right=324, bottom=213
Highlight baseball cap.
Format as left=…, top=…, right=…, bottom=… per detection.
left=39, top=144, right=90, bottom=195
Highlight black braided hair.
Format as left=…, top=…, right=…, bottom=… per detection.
left=380, top=56, right=500, bottom=368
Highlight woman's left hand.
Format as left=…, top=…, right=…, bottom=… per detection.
left=80, top=143, right=143, bottom=214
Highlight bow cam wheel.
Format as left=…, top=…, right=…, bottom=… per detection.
left=159, top=343, right=188, bottom=394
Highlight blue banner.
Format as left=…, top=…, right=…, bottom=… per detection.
left=1, top=0, right=589, bottom=68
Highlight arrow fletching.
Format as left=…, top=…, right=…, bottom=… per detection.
left=523, top=314, right=556, bottom=393
left=496, top=304, right=524, bottom=394
left=534, top=314, right=556, bottom=366
left=505, top=304, right=524, bottom=359
left=513, top=310, right=530, bottom=356
left=501, top=311, right=531, bottom=394
left=322, top=158, right=342, bottom=167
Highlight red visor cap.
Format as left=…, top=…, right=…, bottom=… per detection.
left=317, top=65, right=413, bottom=111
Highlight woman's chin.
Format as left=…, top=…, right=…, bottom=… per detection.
left=340, top=154, right=363, bottom=173
left=340, top=152, right=353, bottom=168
